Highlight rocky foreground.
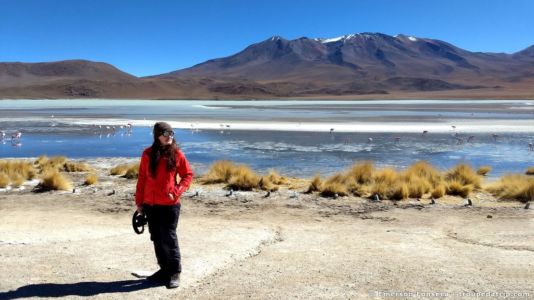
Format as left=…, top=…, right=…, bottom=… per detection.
left=0, top=160, right=533, bottom=299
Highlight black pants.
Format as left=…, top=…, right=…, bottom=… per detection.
left=143, top=204, right=181, bottom=275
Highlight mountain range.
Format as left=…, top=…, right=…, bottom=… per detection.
left=1, top=33, right=534, bottom=99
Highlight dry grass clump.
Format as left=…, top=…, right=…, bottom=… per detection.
left=36, top=156, right=68, bottom=173
left=201, top=160, right=282, bottom=191
left=258, top=176, right=279, bottom=191
left=0, top=173, right=9, bottom=188
left=11, top=175, right=25, bottom=188
left=431, top=183, right=446, bottom=199
left=370, top=168, right=399, bottom=199
left=446, top=180, right=473, bottom=198
left=320, top=174, right=350, bottom=197
left=347, top=161, right=375, bottom=185
left=110, top=164, right=131, bottom=176
left=306, top=174, right=322, bottom=193
left=404, top=161, right=442, bottom=187
left=0, top=160, right=37, bottom=181
left=201, top=160, right=236, bottom=184
left=445, top=163, right=481, bottom=189
left=64, top=162, right=92, bottom=172
left=486, top=174, right=534, bottom=202
left=123, top=164, right=140, bottom=179
left=477, top=166, right=492, bottom=176
left=226, top=165, right=260, bottom=191
left=84, top=173, right=98, bottom=185
left=266, top=169, right=288, bottom=185
left=39, top=171, right=72, bottom=191
left=526, top=167, right=534, bottom=176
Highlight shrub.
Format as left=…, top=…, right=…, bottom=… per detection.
left=84, top=173, right=98, bottom=185
left=201, top=160, right=236, bottom=184
left=306, top=174, right=322, bottom=193
left=259, top=176, right=278, bottom=191
left=226, top=165, right=260, bottom=191
left=390, top=183, right=409, bottom=200
left=526, top=167, right=534, bottom=176
left=266, top=169, right=288, bottom=185
left=446, top=181, right=473, bottom=197
left=347, top=161, right=374, bottom=184
left=64, top=162, right=92, bottom=172
left=0, top=160, right=37, bottom=181
left=11, top=175, right=25, bottom=188
left=39, top=171, right=72, bottom=191
left=477, top=166, right=492, bottom=176
left=404, top=161, right=442, bottom=187
left=486, top=174, right=534, bottom=202
left=431, top=183, right=446, bottom=198
left=320, top=181, right=349, bottom=197
left=110, top=164, right=130, bottom=176
left=0, top=173, right=9, bottom=188
left=38, top=156, right=68, bottom=173
left=123, top=164, right=140, bottom=179
left=445, top=163, right=481, bottom=189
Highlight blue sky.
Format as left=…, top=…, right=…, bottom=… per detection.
left=1, top=0, right=533, bottom=76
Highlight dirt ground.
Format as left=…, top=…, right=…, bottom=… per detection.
left=0, top=162, right=533, bottom=299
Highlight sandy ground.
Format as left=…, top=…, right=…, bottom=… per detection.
left=0, top=161, right=533, bottom=299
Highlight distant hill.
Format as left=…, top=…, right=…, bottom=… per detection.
left=2, top=34, right=534, bottom=99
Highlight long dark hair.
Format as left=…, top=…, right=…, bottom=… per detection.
left=149, top=126, right=179, bottom=177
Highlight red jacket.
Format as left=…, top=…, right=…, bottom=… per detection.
left=135, top=147, right=194, bottom=206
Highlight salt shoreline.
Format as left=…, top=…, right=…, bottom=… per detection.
left=3, top=116, right=534, bottom=133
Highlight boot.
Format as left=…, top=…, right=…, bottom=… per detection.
left=147, top=268, right=167, bottom=282
left=167, top=272, right=180, bottom=289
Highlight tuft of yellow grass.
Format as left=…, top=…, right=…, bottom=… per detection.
left=266, top=169, right=288, bottom=185
left=390, top=182, right=409, bottom=200
left=226, top=165, right=260, bottom=191
left=259, top=176, right=279, bottom=191
left=11, top=175, right=25, bottom=188
left=404, top=161, right=442, bottom=187
left=477, top=166, right=492, bottom=176
left=0, top=160, right=37, bottom=181
left=347, top=161, right=374, bottom=185
left=320, top=173, right=350, bottom=197
left=123, top=164, right=140, bottom=179
left=431, top=183, right=446, bottom=198
left=37, top=156, right=68, bottom=173
left=64, top=162, right=92, bottom=172
left=39, top=171, right=72, bottom=191
left=0, top=172, right=9, bottom=188
left=84, top=173, right=98, bottom=185
left=486, top=174, right=534, bottom=203
left=110, top=164, right=131, bottom=176
left=306, top=174, right=322, bottom=193
left=201, top=160, right=236, bottom=184
left=526, top=167, right=534, bottom=176
left=446, top=180, right=473, bottom=197
left=370, top=168, right=399, bottom=199
left=445, top=163, right=481, bottom=189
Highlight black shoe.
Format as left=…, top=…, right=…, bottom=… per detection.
left=147, top=269, right=167, bottom=282
left=167, top=272, right=180, bottom=289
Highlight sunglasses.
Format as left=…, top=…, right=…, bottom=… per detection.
left=161, top=130, right=175, bottom=137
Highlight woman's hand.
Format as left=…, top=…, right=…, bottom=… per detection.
left=168, top=193, right=175, bottom=201
left=136, top=205, right=144, bottom=214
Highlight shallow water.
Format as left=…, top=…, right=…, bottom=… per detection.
left=1, top=99, right=533, bottom=178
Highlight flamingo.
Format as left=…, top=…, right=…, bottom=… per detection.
left=529, top=143, right=533, bottom=152
left=492, top=134, right=499, bottom=142
left=367, top=137, right=373, bottom=143
left=422, top=130, right=428, bottom=137
left=0, top=130, right=5, bottom=140
left=11, top=131, right=22, bottom=141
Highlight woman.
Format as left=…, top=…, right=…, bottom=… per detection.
left=135, top=122, right=193, bottom=289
